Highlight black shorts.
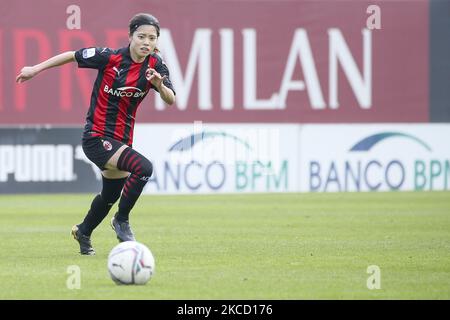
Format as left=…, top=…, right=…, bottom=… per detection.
left=82, top=136, right=128, bottom=170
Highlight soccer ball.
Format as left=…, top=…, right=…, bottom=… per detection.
left=107, top=241, right=155, bottom=285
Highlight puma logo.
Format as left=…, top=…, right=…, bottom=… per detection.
left=112, top=263, right=124, bottom=270
left=113, top=66, right=123, bottom=76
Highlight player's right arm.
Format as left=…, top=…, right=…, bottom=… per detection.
left=15, top=51, right=76, bottom=83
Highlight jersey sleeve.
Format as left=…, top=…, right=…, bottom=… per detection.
left=74, top=47, right=111, bottom=70
left=153, top=56, right=176, bottom=95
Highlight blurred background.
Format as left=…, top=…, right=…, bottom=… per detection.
left=1, top=0, right=449, bottom=194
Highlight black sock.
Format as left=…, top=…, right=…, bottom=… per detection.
left=115, top=147, right=153, bottom=222
left=79, top=194, right=111, bottom=236
left=79, top=176, right=127, bottom=236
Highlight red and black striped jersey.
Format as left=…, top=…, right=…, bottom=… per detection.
left=75, top=46, right=175, bottom=146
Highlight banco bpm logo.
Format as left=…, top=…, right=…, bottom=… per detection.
left=146, top=130, right=288, bottom=193
left=309, top=132, right=450, bottom=192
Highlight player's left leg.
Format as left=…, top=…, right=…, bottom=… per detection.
left=104, top=146, right=153, bottom=242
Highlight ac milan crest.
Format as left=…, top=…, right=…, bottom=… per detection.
left=102, top=140, right=113, bottom=151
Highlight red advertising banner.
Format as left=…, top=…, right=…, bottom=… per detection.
left=0, top=0, right=428, bottom=124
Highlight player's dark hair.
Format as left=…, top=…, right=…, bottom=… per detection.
left=129, top=13, right=160, bottom=37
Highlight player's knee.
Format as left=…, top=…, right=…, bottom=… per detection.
left=137, top=158, right=153, bottom=181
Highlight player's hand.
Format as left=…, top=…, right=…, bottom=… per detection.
left=147, top=68, right=167, bottom=89
left=16, top=66, right=38, bottom=83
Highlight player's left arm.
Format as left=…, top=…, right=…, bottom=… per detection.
left=151, top=73, right=175, bottom=105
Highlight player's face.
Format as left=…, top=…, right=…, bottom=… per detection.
left=129, top=25, right=158, bottom=61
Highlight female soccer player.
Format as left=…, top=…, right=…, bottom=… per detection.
left=16, top=13, right=176, bottom=255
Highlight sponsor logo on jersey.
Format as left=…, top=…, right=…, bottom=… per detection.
left=103, top=85, right=147, bottom=98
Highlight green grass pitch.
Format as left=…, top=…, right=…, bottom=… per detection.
left=0, top=192, right=449, bottom=299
